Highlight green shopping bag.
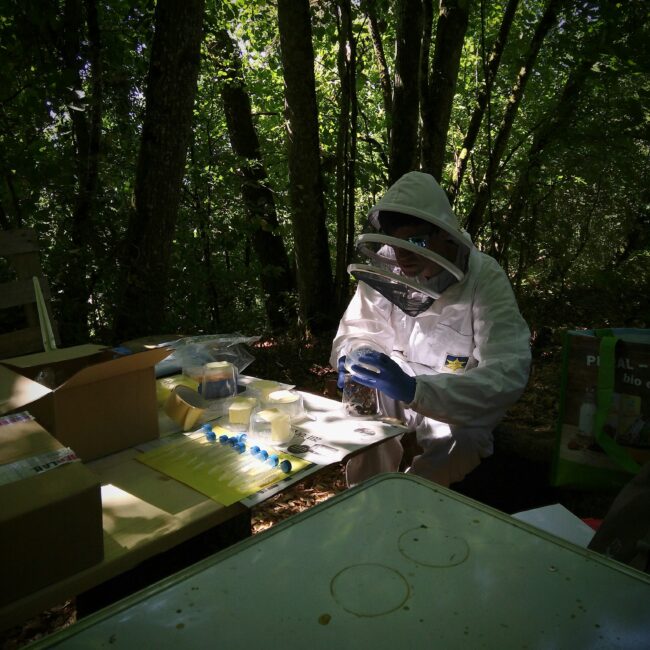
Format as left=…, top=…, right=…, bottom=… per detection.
left=551, top=328, right=650, bottom=490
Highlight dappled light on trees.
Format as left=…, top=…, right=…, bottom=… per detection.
left=277, top=0, right=335, bottom=334
left=112, top=0, right=205, bottom=341
left=0, top=0, right=647, bottom=344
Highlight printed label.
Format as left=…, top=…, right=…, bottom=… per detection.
left=0, top=447, right=80, bottom=487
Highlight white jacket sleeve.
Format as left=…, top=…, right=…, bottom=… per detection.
left=411, top=258, right=531, bottom=427
left=330, top=281, right=396, bottom=368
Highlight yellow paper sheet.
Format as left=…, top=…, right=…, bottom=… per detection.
left=136, top=428, right=311, bottom=506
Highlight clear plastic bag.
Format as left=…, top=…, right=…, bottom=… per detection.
left=153, top=333, right=260, bottom=378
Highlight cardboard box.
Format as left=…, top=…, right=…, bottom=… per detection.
left=0, top=413, right=103, bottom=606
left=0, top=345, right=170, bottom=460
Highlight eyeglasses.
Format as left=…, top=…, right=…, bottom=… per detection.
left=382, top=225, right=442, bottom=248
left=405, top=235, right=429, bottom=248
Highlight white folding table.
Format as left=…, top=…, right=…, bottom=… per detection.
left=32, top=473, right=650, bottom=649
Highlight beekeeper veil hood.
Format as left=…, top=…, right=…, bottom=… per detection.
left=348, top=172, right=473, bottom=316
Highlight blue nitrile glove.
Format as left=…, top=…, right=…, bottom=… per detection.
left=337, top=356, right=347, bottom=390
left=349, top=350, right=416, bottom=404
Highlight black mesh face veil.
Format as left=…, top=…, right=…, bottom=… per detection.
left=348, top=265, right=435, bottom=317
left=348, top=233, right=470, bottom=316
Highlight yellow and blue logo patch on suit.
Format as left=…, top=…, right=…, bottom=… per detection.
left=444, top=355, right=468, bottom=372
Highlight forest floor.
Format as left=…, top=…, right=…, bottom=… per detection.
left=1, top=332, right=618, bottom=648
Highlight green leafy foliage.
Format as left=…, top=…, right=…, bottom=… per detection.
left=0, top=0, right=647, bottom=344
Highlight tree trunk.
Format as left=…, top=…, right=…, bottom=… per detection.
left=448, top=0, right=519, bottom=205
left=0, top=200, right=9, bottom=230
left=57, top=0, right=103, bottom=345
left=420, top=0, right=470, bottom=182
left=364, top=0, right=392, bottom=143
left=212, top=28, right=295, bottom=332
left=277, top=0, right=335, bottom=335
left=186, top=139, right=222, bottom=330
left=346, top=44, right=359, bottom=313
left=2, top=174, right=22, bottom=228
left=419, top=0, right=434, bottom=160
left=464, top=0, right=564, bottom=240
left=389, top=0, right=423, bottom=184
left=113, top=0, right=204, bottom=341
left=334, top=0, right=358, bottom=313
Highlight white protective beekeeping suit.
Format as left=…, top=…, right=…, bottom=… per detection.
left=330, top=172, right=531, bottom=487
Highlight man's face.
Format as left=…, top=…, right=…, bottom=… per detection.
left=390, top=223, right=459, bottom=279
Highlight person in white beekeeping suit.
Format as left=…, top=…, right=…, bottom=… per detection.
left=330, top=171, right=532, bottom=487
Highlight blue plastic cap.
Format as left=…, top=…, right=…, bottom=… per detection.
left=258, top=449, right=269, bottom=461
left=267, top=454, right=279, bottom=467
left=219, top=434, right=230, bottom=444
left=235, top=442, right=246, bottom=454
left=250, top=445, right=260, bottom=456
left=202, top=424, right=215, bottom=441
left=237, top=433, right=248, bottom=443
left=228, top=436, right=238, bottom=446
left=280, top=459, right=292, bottom=473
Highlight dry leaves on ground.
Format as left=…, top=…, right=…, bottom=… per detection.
left=251, top=462, right=347, bottom=534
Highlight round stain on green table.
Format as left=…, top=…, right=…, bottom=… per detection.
left=398, top=525, right=470, bottom=567
left=330, top=563, right=410, bottom=617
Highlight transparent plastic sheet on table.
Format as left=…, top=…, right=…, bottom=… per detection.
left=152, top=334, right=260, bottom=378
left=348, top=231, right=470, bottom=317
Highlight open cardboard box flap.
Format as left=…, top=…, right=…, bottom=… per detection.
left=0, top=345, right=172, bottom=460
left=0, top=371, right=50, bottom=415
left=55, top=347, right=170, bottom=389
left=0, top=345, right=110, bottom=413
left=0, top=346, right=170, bottom=413
left=1, top=344, right=108, bottom=368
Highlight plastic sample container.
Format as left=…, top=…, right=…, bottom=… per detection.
left=202, top=361, right=238, bottom=400
left=264, top=389, right=304, bottom=420
left=249, top=408, right=292, bottom=445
